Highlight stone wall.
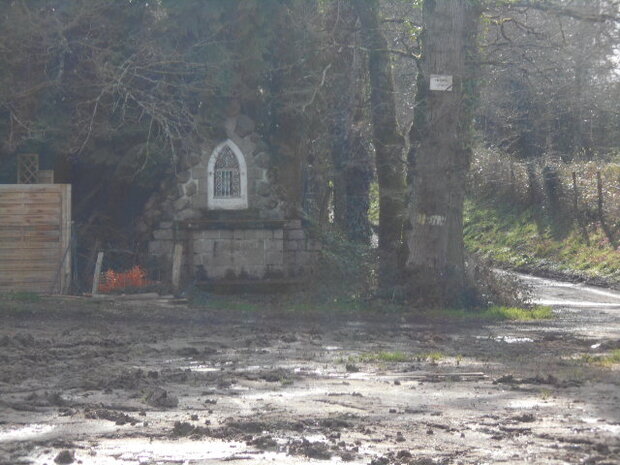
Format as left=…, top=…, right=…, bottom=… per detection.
left=190, top=219, right=320, bottom=281
left=147, top=220, right=318, bottom=283
left=192, top=227, right=283, bottom=280
left=283, top=220, right=320, bottom=278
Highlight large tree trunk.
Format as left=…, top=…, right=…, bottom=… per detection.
left=406, top=0, right=480, bottom=306
left=327, top=1, right=372, bottom=244
left=354, top=0, right=406, bottom=286
left=264, top=2, right=319, bottom=218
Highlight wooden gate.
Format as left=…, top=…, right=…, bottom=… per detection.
left=0, top=185, right=71, bottom=294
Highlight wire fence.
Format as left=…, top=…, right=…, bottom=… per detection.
left=469, top=147, right=619, bottom=248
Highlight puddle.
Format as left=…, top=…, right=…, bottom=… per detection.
left=243, top=365, right=263, bottom=371
left=293, top=366, right=324, bottom=376
left=0, top=421, right=118, bottom=444
left=32, top=438, right=246, bottom=465
left=33, top=437, right=362, bottom=465
left=242, top=387, right=328, bottom=400
left=508, top=399, right=548, bottom=409
left=179, top=360, right=241, bottom=372
left=345, top=372, right=375, bottom=380
left=183, top=363, right=221, bottom=372
left=475, top=335, right=534, bottom=344
left=345, top=322, right=367, bottom=328
left=495, top=336, right=534, bottom=344
left=0, top=424, right=55, bottom=442
left=581, top=418, right=620, bottom=434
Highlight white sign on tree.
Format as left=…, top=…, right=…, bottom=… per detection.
left=430, top=74, right=453, bottom=91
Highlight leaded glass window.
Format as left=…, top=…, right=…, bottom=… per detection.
left=207, top=139, right=248, bottom=210
left=213, top=146, right=241, bottom=198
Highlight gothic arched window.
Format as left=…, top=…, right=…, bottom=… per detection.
left=214, top=145, right=240, bottom=198
left=207, top=140, right=248, bottom=209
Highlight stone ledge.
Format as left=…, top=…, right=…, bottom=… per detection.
left=181, top=219, right=288, bottom=230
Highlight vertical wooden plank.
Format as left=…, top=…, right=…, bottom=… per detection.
left=92, top=252, right=104, bottom=296
left=596, top=171, right=617, bottom=248
left=61, top=184, right=72, bottom=294
left=53, top=185, right=63, bottom=294
left=171, top=243, right=184, bottom=293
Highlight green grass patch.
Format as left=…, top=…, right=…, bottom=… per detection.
left=358, top=351, right=411, bottom=363
left=352, top=351, right=448, bottom=364
left=191, top=291, right=373, bottom=315
left=421, top=305, right=553, bottom=322
left=581, top=349, right=620, bottom=367
left=464, top=199, right=620, bottom=284
left=0, top=291, right=41, bottom=303
left=196, top=292, right=551, bottom=322
left=286, top=298, right=368, bottom=314
left=418, top=351, right=444, bottom=362
left=193, top=294, right=263, bottom=312
left=485, top=305, right=553, bottom=321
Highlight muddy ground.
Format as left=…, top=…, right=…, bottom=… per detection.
left=1, top=275, right=619, bottom=465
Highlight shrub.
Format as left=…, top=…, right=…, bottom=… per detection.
left=307, top=223, right=376, bottom=301
left=463, top=253, right=532, bottom=308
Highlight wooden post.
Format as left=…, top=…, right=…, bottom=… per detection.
left=91, top=252, right=104, bottom=296
left=571, top=172, right=590, bottom=245
left=596, top=171, right=617, bottom=249
left=171, top=243, right=183, bottom=293
left=85, top=238, right=102, bottom=292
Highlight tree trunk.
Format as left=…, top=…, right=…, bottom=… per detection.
left=406, top=0, right=480, bottom=306
left=327, top=2, right=372, bottom=244
left=344, top=112, right=372, bottom=243
left=354, top=0, right=406, bottom=286
left=264, top=3, right=316, bottom=219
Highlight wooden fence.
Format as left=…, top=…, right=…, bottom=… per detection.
left=0, top=184, right=71, bottom=294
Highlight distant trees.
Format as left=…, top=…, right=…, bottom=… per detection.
left=0, top=0, right=618, bottom=303
left=478, top=0, right=620, bottom=161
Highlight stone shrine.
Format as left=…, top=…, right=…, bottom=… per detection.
left=139, top=112, right=318, bottom=287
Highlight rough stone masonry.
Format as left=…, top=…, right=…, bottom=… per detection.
left=139, top=111, right=318, bottom=284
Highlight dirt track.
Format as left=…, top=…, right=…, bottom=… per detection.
left=1, top=277, right=619, bottom=465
